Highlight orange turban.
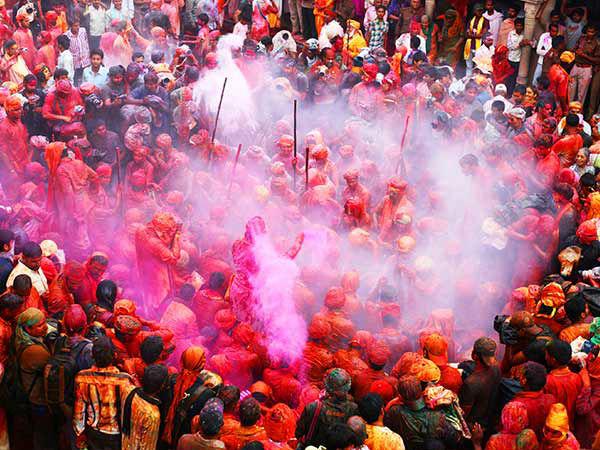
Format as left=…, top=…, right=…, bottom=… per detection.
left=265, top=403, right=296, bottom=442
left=181, top=346, right=206, bottom=372
left=4, top=94, right=21, bottom=112
left=537, top=282, right=565, bottom=318
left=414, top=358, right=441, bottom=383
left=391, top=352, right=424, bottom=378
left=114, top=299, right=136, bottom=317
left=576, top=220, right=598, bottom=245
left=308, top=316, right=331, bottom=340
left=545, top=403, right=569, bottom=436
left=324, top=287, right=346, bottom=310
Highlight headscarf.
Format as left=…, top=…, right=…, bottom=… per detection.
left=325, top=368, right=351, bottom=395
left=164, top=346, right=207, bottom=444
left=441, top=9, right=462, bottom=39
left=265, top=403, right=296, bottom=442
left=63, top=304, right=87, bottom=334
left=492, top=45, right=514, bottom=84
left=516, top=429, right=539, bottom=450
left=114, top=315, right=141, bottom=335
left=544, top=403, right=569, bottom=440
left=576, top=220, right=598, bottom=245
left=15, top=308, right=45, bottom=354
left=501, top=401, right=528, bottom=434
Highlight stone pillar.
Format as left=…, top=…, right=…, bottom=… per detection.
left=425, top=0, right=434, bottom=18
left=517, top=0, right=543, bottom=84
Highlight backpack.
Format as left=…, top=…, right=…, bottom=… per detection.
left=0, top=345, right=36, bottom=415
left=43, top=335, right=88, bottom=417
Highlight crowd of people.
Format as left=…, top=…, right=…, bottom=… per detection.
left=0, top=0, right=599, bottom=449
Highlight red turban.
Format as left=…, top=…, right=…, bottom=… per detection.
left=367, top=340, right=391, bottom=366
left=311, top=144, right=329, bottom=160
left=388, top=176, right=407, bottom=192
left=114, top=315, right=142, bottom=335
left=64, top=261, right=86, bottom=284
left=308, top=316, right=331, bottom=340
left=577, top=220, right=598, bottom=245
left=370, top=379, right=395, bottom=403
left=350, top=330, right=373, bottom=349
left=264, top=403, right=296, bottom=443
left=63, top=304, right=87, bottom=334
left=501, top=401, right=528, bottom=434
left=215, top=309, right=236, bottom=330
left=39, top=31, right=52, bottom=44
left=324, top=287, right=346, bottom=310
left=362, top=63, right=378, bottom=80
left=45, top=10, right=58, bottom=22
left=56, top=79, right=72, bottom=95
left=79, top=82, right=96, bottom=96
left=232, top=322, right=255, bottom=346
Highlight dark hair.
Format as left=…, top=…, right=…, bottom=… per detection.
left=57, top=34, right=71, bottom=50
left=150, top=51, right=164, bottom=64
left=514, top=18, right=525, bottom=27
left=571, top=7, right=584, bottom=17
left=260, top=36, right=272, bottom=46
left=514, top=84, right=527, bottom=95
left=3, top=39, right=16, bottom=51
left=522, top=361, right=547, bottom=391
left=581, top=172, right=596, bottom=188
left=459, top=153, right=479, bottom=167
left=201, top=404, right=224, bottom=436
left=566, top=113, right=580, bottom=127
left=324, top=423, right=357, bottom=449
left=549, top=9, right=561, bottom=17
left=565, top=295, right=586, bottom=323
left=0, top=229, right=14, bottom=247
left=53, top=68, right=69, bottom=80
left=552, top=35, right=565, bottom=48
left=375, top=4, right=386, bottom=11
left=548, top=23, right=559, bottom=31
left=239, top=398, right=261, bottom=426
left=90, top=254, right=109, bottom=266
left=23, top=74, right=37, bottom=85
left=437, top=66, right=451, bottom=79
left=397, top=375, right=422, bottom=401
left=413, top=51, right=427, bottom=63
left=491, top=100, right=506, bottom=112
left=96, top=280, right=117, bottom=310
left=144, top=71, right=159, bottom=84
left=410, top=35, right=421, bottom=50
left=13, top=274, right=32, bottom=293
left=209, top=272, right=226, bottom=289
left=90, top=48, right=104, bottom=58
left=358, top=393, right=383, bottom=424
left=178, top=284, right=195, bottom=302
left=538, top=76, right=550, bottom=89
left=142, top=363, right=168, bottom=394
left=0, top=293, right=24, bottom=311
left=140, top=335, right=164, bottom=364
left=92, top=336, right=115, bottom=368
left=546, top=339, right=572, bottom=366
left=471, top=109, right=485, bottom=122
left=184, top=65, right=200, bottom=82
left=240, top=443, right=264, bottom=450
left=553, top=182, right=574, bottom=201
left=197, top=13, right=209, bottom=24
left=22, top=241, right=42, bottom=258
left=584, top=24, right=597, bottom=33
left=219, top=385, right=241, bottom=412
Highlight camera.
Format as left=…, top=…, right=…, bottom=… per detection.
left=85, top=93, right=103, bottom=108
left=318, top=66, right=328, bottom=77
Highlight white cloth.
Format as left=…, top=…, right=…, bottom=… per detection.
left=506, top=29, right=524, bottom=63
left=82, top=65, right=109, bottom=88
left=536, top=31, right=552, bottom=65
left=57, top=49, right=75, bottom=82
left=272, top=30, right=298, bottom=55
left=473, top=43, right=495, bottom=73
left=395, top=33, right=426, bottom=62
left=85, top=5, right=108, bottom=36
left=6, top=260, right=49, bottom=296
left=483, top=94, right=513, bottom=114
left=318, top=20, right=344, bottom=50
left=233, top=22, right=249, bottom=37
left=483, top=9, right=503, bottom=44
left=106, top=4, right=132, bottom=23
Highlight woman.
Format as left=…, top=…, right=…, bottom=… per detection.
left=250, top=0, right=278, bottom=41
left=420, top=14, right=438, bottom=63
left=492, top=45, right=514, bottom=85
left=569, top=147, right=594, bottom=180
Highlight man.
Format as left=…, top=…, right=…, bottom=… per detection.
left=82, top=49, right=109, bottom=88
left=464, top=4, right=490, bottom=77
left=13, top=11, right=35, bottom=70
left=342, top=20, right=367, bottom=67
left=0, top=229, right=13, bottom=293
left=384, top=375, right=459, bottom=448
left=0, top=95, right=29, bottom=180
left=47, top=261, right=87, bottom=317
left=543, top=35, right=566, bottom=78
left=543, top=339, right=583, bottom=429
left=534, top=24, right=560, bottom=86
left=177, top=400, right=226, bottom=450
left=569, top=24, right=600, bottom=105
left=549, top=50, right=574, bottom=115
left=84, top=0, right=109, bottom=50
left=296, top=368, right=359, bottom=447
left=42, top=79, right=84, bottom=133
left=74, top=336, right=134, bottom=450
left=483, top=0, right=502, bottom=44
left=221, top=398, right=267, bottom=450
left=422, top=333, right=462, bottom=394
left=397, top=0, right=424, bottom=36
left=358, top=393, right=405, bottom=450
left=7, top=241, right=48, bottom=297
left=497, top=4, right=518, bottom=47
left=540, top=403, right=580, bottom=449
left=66, top=19, right=91, bottom=86
left=303, top=316, right=335, bottom=386
left=0, top=39, right=31, bottom=84
left=366, top=5, right=389, bottom=51
left=510, top=361, right=556, bottom=439
left=57, top=34, right=75, bottom=82
left=460, top=337, right=501, bottom=435
left=506, top=18, right=530, bottom=94
left=121, top=364, right=168, bottom=450
left=126, top=72, right=170, bottom=134
left=352, top=340, right=396, bottom=401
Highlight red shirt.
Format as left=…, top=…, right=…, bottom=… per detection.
left=548, top=64, right=569, bottom=107
left=544, top=367, right=583, bottom=429
left=512, top=390, right=556, bottom=439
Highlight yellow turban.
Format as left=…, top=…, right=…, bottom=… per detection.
left=545, top=403, right=569, bottom=436
left=560, top=51, right=575, bottom=64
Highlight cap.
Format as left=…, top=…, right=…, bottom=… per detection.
left=509, top=310, right=535, bottom=330
left=509, top=107, right=526, bottom=120
left=560, top=51, right=575, bottom=64
left=423, top=333, right=449, bottom=366
left=473, top=337, right=497, bottom=366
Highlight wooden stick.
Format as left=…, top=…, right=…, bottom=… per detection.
left=305, top=146, right=309, bottom=191
left=208, top=77, right=228, bottom=165
left=395, top=115, right=411, bottom=176
left=227, top=143, right=243, bottom=199
left=293, top=99, right=297, bottom=191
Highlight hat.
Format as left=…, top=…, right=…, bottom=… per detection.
left=347, top=19, right=361, bottom=30
left=415, top=358, right=441, bottom=383
left=114, top=315, right=142, bottom=335
left=545, top=403, right=569, bottom=436
left=510, top=311, right=535, bottom=330
left=362, top=63, right=378, bottom=80
left=56, top=79, right=72, bottom=94
left=324, top=368, right=351, bottom=394
left=473, top=337, right=497, bottom=366
left=537, top=282, right=565, bottom=319
left=576, top=220, right=598, bottom=245
left=423, top=333, right=449, bottom=366
left=560, top=51, right=575, bottom=64
left=509, top=107, right=526, bottom=120
left=305, top=38, right=319, bottom=51
left=367, top=340, right=391, bottom=366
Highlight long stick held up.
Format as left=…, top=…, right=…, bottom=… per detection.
left=227, top=143, right=243, bottom=199
left=305, top=146, right=309, bottom=191
left=208, top=77, right=228, bottom=164
left=395, top=115, right=411, bottom=176
left=293, top=99, right=297, bottom=191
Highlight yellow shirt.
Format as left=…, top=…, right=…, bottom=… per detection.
left=365, top=424, right=406, bottom=450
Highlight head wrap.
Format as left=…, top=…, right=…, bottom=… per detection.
left=64, top=261, right=86, bottom=284
left=308, top=316, right=331, bottom=340
left=114, top=315, right=142, bottom=335
left=15, top=308, right=45, bottom=353
left=311, top=144, right=329, bottom=161
left=181, top=346, right=206, bottom=372
left=215, top=309, right=236, bottom=331
left=343, top=169, right=359, bottom=182
left=56, top=79, right=72, bottom=94
left=325, top=368, right=351, bottom=394
left=560, top=51, right=575, bottom=64
left=367, top=340, right=391, bottom=366
left=324, top=287, right=346, bottom=310
left=4, top=94, right=21, bottom=112
left=509, top=108, right=526, bottom=120
left=502, top=401, right=528, bottom=434
left=396, top=236, right=416, bottom=253
left=391, top=352, right=424, bottom=378
left=545, top=403, right=569, bottom=435
left=516, top=429, right=539, bottom=450
left=347, top=19, right=360, bottom=30
left=114, top=299, right=136, bottom=317
left=150, top=212, right=177, bottom=236
left=414, top=358, right=441, bottom=383
left=64, top=304, right=87, bottom=334
left=151, top=26, right=166, bottom=38
left=45, top=10, right=58, bottom=22
left=577, top=220, right=598, bottom=245
left=423, top=333, right=449, bottom=366
left=370, top=379, right=395, bottom=403
left=388, top=176, right=408, bottom=192
left=362, top=63, right=378, bottom=80
left=265, top=403, right=296, bottom=442
left=536, top=282, right=565, bottom=319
